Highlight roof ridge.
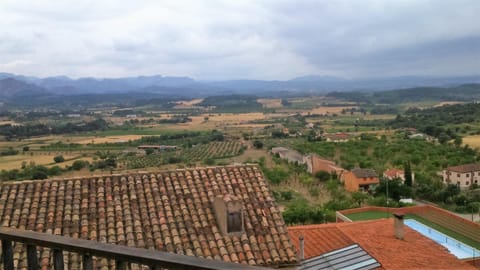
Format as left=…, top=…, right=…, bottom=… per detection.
left=1, top=164, right=261, bottom=185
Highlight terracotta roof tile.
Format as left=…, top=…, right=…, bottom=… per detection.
left=447, top=163, right=480, bottom=173
left=351, top=168, right=378, bottom=178
left=0, top=165, right=297, bottom=269
left=288, top=224, right=354, bottom=259
left=289, top=219, right=476, bottom=270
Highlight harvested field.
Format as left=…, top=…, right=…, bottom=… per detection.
left=258, top=98, right=283, bottom=108
left=76, top=135, right=145, bottom=144
left=463, top=135, right=480, bottom=148
left=308, top=106, right=356, bottom=115
left=173, top=98, right=204, bottom=108
left=0, top=153, right=78, bottom=170
left=433, top=101, right=465, bottom=107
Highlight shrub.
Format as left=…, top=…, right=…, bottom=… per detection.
left=315, top=170, right=331, bottom=181
left=253, top=140, right=263, bottom=149
left=53, top=155, right=65, bottom=163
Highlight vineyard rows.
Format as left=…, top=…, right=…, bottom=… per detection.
left=119, top=141, right=244, bottom=169
left=182, top=141, right=244, bottom=160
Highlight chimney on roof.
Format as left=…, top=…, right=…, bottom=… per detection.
left=393, top=213, right=404, bottom=240
left=213, top=194, right=244, bottom=235
left=299, top=235, right=305, bottom=261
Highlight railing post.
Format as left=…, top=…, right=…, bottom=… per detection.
left=150, top=265, right=161, bottom=270
left=53, top=249, right=65, bottom=270
left=1, top=240, right=14, bottom=270
left=27, top=244, right=39, bottom=270
left=116, top=260, right=127, bottom=270
left=83, top=253, right=93, bottom=270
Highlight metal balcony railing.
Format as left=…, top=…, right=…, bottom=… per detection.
left=0, top=227, right=267, bottom=270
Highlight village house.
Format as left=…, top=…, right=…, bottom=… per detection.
left=324, top=133, right=350, bottom=142
left=288, top=216, right=476, bottom=270
left=443, top=163, right=480, bottom=188
left=383, top=168, right=414, bottom=184
left=271, top=147, right=305, bottom=165
left=341, top=168, right=379, bottom=192
left=304, top=154, right=345, bottom=177
left=0, top=165, right=298, bottom=268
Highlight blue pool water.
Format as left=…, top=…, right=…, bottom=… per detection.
left=405, top=219, right=480, bottom=259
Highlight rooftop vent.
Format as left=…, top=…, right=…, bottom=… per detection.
left=213, top=194, right=244, bottom=235
left=393, top=213, right=405, bottom=240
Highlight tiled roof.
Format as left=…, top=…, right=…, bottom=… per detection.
left=0, top=165, right=297, bottom=269
left=310, top=155, right=344, bottom=174
left=383, top=168, right=403, bottom=178
left=288, top=224, right=353, bottom=260
left=447, top=163, right=480, bottom=173
left=351, top=168, right=378, bottom=178
left=289, top=219, right=476, bottom=270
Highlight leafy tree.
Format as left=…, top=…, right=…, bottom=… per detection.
left=72, top=160, right=88, bottom=170
left=253, top=140, right=263, bottom=149
left=375, top=178, right=412, bottom=201
left=22, top=146, right=30, bottom=152
left=204, top=158, right=215, bottom=166
left=145, top=148, right=155, bottom=155
left=351, top=191, right=369, bottom=207
left=454, top=136, right=463, bottom=147
left=315, top=170, right=331, bottom=182
left=53, top=155, right=65, bottom=163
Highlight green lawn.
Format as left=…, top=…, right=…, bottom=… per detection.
left=346, top=210, right=391, bottom=221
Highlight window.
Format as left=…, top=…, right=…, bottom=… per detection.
left=227, top=211, right=242, bottom=233
left=457, top=174, right=461, bottom=177
left=466, top=181, right=469, bottom=185
left=466, top=174, right=470, bottom=177
left=475, top=180, right=478, bottom=184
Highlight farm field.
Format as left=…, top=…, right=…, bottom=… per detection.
left=182, top=141, right=243, bottom=160
left=119, top=141, right=244, bottom=169
left=462, top=135, right=480, bottom=148
left=76, top=135, right=145, bottom=144
left=0, top=153, right=79, bottom=170
left=258, top=98, right=283, bottom=108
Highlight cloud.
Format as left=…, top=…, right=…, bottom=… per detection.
left=0, top=0, right=479, bottom=79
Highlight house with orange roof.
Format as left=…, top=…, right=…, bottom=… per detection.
left=288, top=217, right=476, bottom=270
left=383, top=168, right=414, bottom=184
left=341, top=168, right=379, bottom=192
left=304, top=154, right=345, bottom=177
left=324, top=132, right=350, bottom=142
left=443, top=163, right=480, bottom=189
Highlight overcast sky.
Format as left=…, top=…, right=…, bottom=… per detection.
left=0, top=0, right=479, bottom=80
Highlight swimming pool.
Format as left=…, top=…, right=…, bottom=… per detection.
left=405, top=219, right=480, bottom=259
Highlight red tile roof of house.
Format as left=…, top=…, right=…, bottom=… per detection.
left=0, top=165, right=297, bottom=268
left=446, top=163, right=480, bottom=173
left=351, top=168, right=378, bottom=178
left=287, top=224, right=354, bottom=259
left=383, top=168, right=403, bottom=178
left=289, top=219, right=476, bottom=270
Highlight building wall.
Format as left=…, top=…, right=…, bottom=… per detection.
left=343, top=172, right=359, bottom=192
left=443, top=170, right=480, bottom=188
left=342, top=172, right=379, bottom=192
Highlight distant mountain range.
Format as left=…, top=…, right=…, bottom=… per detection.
left=1, top=72, right=480, bottom=100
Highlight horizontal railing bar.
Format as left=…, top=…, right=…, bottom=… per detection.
left=0, top=227, right=267, bottom=270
